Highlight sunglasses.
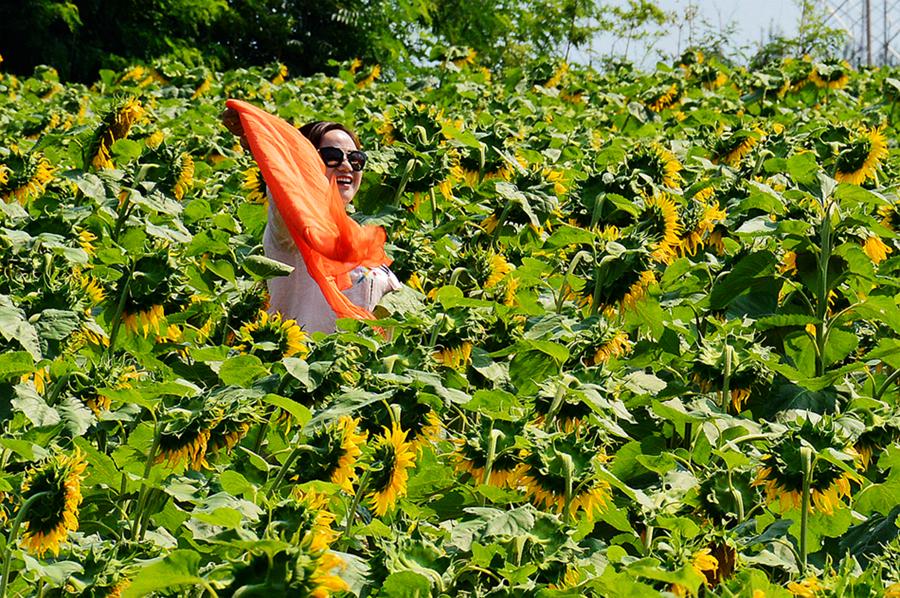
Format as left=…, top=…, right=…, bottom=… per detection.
left=318, top=146, right=367, bottom=172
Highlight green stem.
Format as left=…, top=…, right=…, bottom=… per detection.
left=268, top=445, right=315, bottom=495
left=429, top=187, right=439, bottom=227
left=799, top=446, right=813, bottom=576
left=131, top=427, right=161, bottom=539
left=107, top=269, right=132, bottom=355
left=875, top=368, right=900, bottom=400
left=721, top=342, right=733, bottom=413
left=393, top=159, right=416, bottom=205
left=555, top=250, right=589, bottom=314
left=1, top=491, right=51, bottom=598
left=341, top=468, right=370, bottom=539
left=561, top=454, right=575, bottom=526
left=481, top=428, right=501, bottom=489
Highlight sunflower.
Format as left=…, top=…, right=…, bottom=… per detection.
left=478, top=250, right=519, bottom=306
left=809, top=59, right=850, bottom=89
left=172, top=153, right=194, bottom=200
left=271, top=63, right=288, bottom=85
left=20, top=449, right=87, bottom=557
left=156, top=421, right=211, bottom=470
left=274, top=489, right=339, bottom=552
left=366, top=424, right=416, bottom=517
left=73, top=267, right=105, bottom=305
left=452, top=419, right=523, bottom=488
left=879, top=203, right=900, bottom=231
left=292, top=416, right=367, bottom=493
left=516, top=433, right=611, bottom=520
left=670, top=548, right=719, bottom=596
left=532, top=384, right=594, bottom=432
left=636, top=193, right=682, bottom=264
left=356, top=64, right=381, bottom=88
left=237, top=310, right=308, bottom=361
left=753, top=420, right=860, bottom=514
left=692, top=336, right=771, bottom=413
left=854, top=421, right=900, bottom=470
left=835, top=126, right=888, bottom=185
left=862, top=234, right=892, bottom=264
left=591, top=330, right=632, bottom=365
left=0, top=149, right=54, bottom=204
left=358, top=389, right=442, bottom=451
left=630, top=143, right=683, bottom=190
left=646, top=82, right=681, bottom=112
left=307, top=551, right=350, bottom=598
left=433, top=341, right=473, bottom=371
left=679, top=190, right=727, bottom=256
left=20, top=366, right=51, bottom=395
left=145, top=130, right=164, bottom=149
left=242, top=167, right=268, bottom=204
left=77, top=230, right=98, bottom=256
left=123, top=303, right=166, bottom=337
left=207, top=418, right=252, bottom=454
left=713, top=127, right=764, bottom=167
left=90, top=97, right=145, bottom=169
left=787, top=577, right=824, bottom=597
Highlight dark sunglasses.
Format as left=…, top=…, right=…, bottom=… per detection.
left=318, top=146, right=367, bottom=172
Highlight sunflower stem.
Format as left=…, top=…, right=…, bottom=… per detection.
left=393, top=159, right=415, bottom=206
left=555, top=250, right=589, bottom=314
left=1, top=491, right=51, bottom=598
left=799, top=446, right=813, bottom=576
left=814, top=200, right=834, bottom=378
left=342, top=468, right=370, bottom=540
left=721, top=341, right=733, bottom=413
left=107, top=267, right=132, bottom=355
left=267, top=444, right=316, bottom=496
left=481, top=428, right=501, bottom=493
left=875, top=367, right=900, bottom=400
left=130, top=427, right=161, bottom=540
left=562, top=453, right=575, bottom=526
left=429, top=187, right=438, bottom=227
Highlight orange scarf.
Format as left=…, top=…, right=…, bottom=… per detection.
left=226, top=99, right=389, bottom=321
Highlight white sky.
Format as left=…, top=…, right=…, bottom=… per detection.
left=579, top=0, right=803, bottom=67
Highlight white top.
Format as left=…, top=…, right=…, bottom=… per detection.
left=263, top=197, right=401, bottom=333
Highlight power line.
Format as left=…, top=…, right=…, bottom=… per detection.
left=820, top=0, right=900, bottom=65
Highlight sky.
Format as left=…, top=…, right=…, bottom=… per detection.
left=580, top=0, right=804, bottom=67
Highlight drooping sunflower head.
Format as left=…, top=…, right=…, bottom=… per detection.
left=581, top=241, right=656, bottom=315
left=644, top=81, right=682, bottom=112
left=834, top=126, right=888, bottom=186
left=156, top=417, right=211, bottom=471
left=88, top=95, right=145, bottom=169
left=516, top=431, right=611, bottom=520
left=692, top=330, right=772, bottom=412
left=293, top=416, right=367, bottom=493
left=854, top=419, right=900, bottom=470
left=366, top=423, right=417, bottom=517
left=809, top=59, right=851, bottom=90
left=670, top=547, right=720, bottom=595
left=20, top=449, right=87, bottom=557
left=567, top=315, right=632, bottom=368
left=712, top=127, right=764, bottom=167
left=629, top=142, right=683, bottom=191
left=0, top=148, right=54, bottom=204
left=753, top=418, right=860, bottom=514
left=67, top=359, right=143, bottom=414
left=237, top=310, right=308, bottom=362
left=119, top=252, right=179, bottom=337
left=452, top=418, right=524, bottom=488
left=242, top=166, right=268, bottom=204
left=358, top=387, right=442, bottom=451
left=634, top=192, right=682, bottom=263
left=532, top=382, right=593, bottom=432
left=678, top=186, right=727, bottom=256
left=270, top=489, right=338, bottom=552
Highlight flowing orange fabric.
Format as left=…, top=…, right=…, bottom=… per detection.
left=226, top=99, right=390, bottom=321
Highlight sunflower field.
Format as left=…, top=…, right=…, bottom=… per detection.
left=1, top=51, right=900, bottom=597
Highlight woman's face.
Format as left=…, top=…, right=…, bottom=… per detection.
left=319, top=129, right=363, bottom=205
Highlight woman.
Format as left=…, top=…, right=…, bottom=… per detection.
left=223, top=104, right=400, bottom=333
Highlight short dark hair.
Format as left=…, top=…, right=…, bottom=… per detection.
left=299, top=121, right=361, bottom=150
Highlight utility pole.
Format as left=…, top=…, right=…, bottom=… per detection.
left=820, top=0, right=900, bottom=66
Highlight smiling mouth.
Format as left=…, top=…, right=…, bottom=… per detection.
left=335, top=176, right=353, bottom=186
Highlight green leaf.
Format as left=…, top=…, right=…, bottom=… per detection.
left=219, top=354, right=268, bottom=387
left=74, top=437, right=120, bottom=487
left=12, top=384, right=60, bottom=427
left=852, top=295, right=900, bottom=334
left=787, top=152, right=820, bottom=187
left=462, top=389, right=523, bottom=421
left=242, top=254, right=295, bottom=280
left=709, top=251, right=777, bottom=310
left=0, top=351, right=35, bottom=380
left=0, top=296, right=42, bottom=359
left=381, top=571, right=432, bottom=598
left=33, top=309, right=80, bottom=341
left=122, top=550, right=204, bottom=598
left=262, top=394, right=311, bottom=427
left=110, top=138, right=143, bottom=162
